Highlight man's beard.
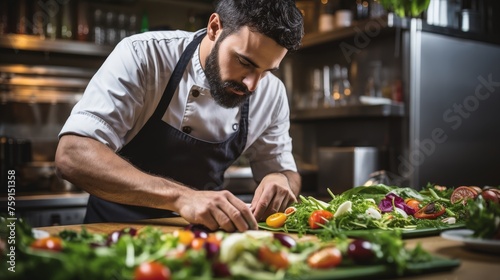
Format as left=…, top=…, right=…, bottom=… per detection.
left=204, top=39, right=253, bottom=108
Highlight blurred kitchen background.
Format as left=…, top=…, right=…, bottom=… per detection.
left=1, top=0, right=499, bottom=226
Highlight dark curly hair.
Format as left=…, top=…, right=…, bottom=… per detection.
left=214, top=0, right=304, bottom=52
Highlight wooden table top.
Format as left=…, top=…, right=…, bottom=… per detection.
left=37, top=218, right=500, bottom=279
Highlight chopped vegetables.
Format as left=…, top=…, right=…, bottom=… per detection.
left=414, top=202, right=446, bottom=219
left=0, top=216, right=441, bottom=280
left=262, top=184, right=500, bottom=238
left=266, top=213, right=287, bottom=228
left=378, top=193, right=416, bottom=216
left=308, top=210, right=334, bottom=229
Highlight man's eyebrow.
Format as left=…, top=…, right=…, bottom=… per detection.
left=238, top=53, right=279, bottom=72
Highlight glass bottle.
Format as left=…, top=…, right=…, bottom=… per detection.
left=117, top=13, right=127, bottom=41
left=77, top=0, right=89, bottom=41
left=61, top=0, right=74, bottom=39
left=322, top=65, right=333, bottom=107
left=331, top=64, right=344, bottom=106
left=0, top=0, right=8, bottom=35
left=365, top=61, right=382, bottom=98
left=32, top=0, right=46, bottom=38
left=310, top=68, right=323, bottom=108
left=45, top=0, right=58, bottom=40
left=93, top=9, right=105, bottom=45
left=140, top=11, right=149, bottom=33
left=127, top=14, right=137, bottom=36
left=318, top=0, right=337, bottom=32
left=105, top=11, right=117, bottom=45
left=341, top=66, right=352, bottom=104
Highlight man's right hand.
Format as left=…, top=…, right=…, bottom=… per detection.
left=175, top=189, right=257, bottom=232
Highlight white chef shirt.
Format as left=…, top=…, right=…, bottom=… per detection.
left=59, top=29, right=297, bottom=181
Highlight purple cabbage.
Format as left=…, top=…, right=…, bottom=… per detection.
left=378, top=193, right=416, bottom=215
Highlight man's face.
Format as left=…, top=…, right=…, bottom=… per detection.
left=205, top=32, right=250, bottom=108
left=204, top=26, right=288, bottom=108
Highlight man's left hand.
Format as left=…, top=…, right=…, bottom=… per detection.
left=250, top=171, right=300, bottom=221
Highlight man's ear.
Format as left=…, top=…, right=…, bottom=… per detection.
left=207, top=13, right=222, bottom=41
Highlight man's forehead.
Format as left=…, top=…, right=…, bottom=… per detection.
left=222, top=26, right=287, bottom=69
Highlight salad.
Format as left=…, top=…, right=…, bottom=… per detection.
left=261, top=184, right=500, bottom=239
left=0, top=216, right=456, bottom=280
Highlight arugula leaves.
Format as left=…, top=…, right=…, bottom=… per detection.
left=465, top=195, right=500, bottom=239
left=268, top=184, right=467, bottom=239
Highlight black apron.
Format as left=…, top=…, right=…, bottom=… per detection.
left=84, top=31, right=249, bottom=223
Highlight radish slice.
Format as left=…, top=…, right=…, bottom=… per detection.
left=394, top=207, right=408, bottom=218
left=365, top=207, right=382, bottom=220
left=334, top=201, right=352, bottom=217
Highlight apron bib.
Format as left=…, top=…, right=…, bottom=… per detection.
left=85, top=31, right=249, bottom=223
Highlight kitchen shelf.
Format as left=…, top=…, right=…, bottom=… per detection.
left=0, top=34, right=113, bottom=57
left=301, top=16, right=390, bottom=48
left=290, top=103, right=405, bottom=121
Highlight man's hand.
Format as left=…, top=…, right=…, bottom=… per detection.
left=175, top=189, right=257, bottom=232
left=250, top=171, right=301, bottom=221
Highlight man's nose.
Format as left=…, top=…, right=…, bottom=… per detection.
left=242, top=72, right=260, bottom=92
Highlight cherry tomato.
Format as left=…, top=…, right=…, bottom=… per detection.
left=30, top=236, right=63, bottom=252
left=258, top=246, right=289, bottom=269
left=190, top=238, right=205, bottom=250
left=404, top=198, right=421, bottom=212
left=414, top=202, right=446, bottom=219
left=134, top=261, right=171, bottom=280
left=308, top=210, right=334, bottom=229
left=307, top=246, right=342, bottom=269
left=173, top=229, right=195, bottom=245
left=206, top=233, right=222, bottom=246
left=266, top=212, right=287, bottom=228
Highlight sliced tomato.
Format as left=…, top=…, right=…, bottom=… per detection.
left=307, top=246, right=342, bottom=269
left=308, top=210, right=334, bottom=229
left=450, top=186, right=478, bottom=205
left=284, top=206, right=297, bottom=216
left=134, top=261, right=171, bottom=280
left=258, top=246, right=289, bottom=269
left=414, top=202, right=446, bottom=219
left=266, top=212, right=287, bottom=228
left=30, top=236, right=63, bottom=252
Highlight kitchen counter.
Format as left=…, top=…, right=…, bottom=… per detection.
left=1, top=192, right=89, bottom=208
left=36, top=218, right=500, bottom=279
left=1, top=192, right=89, bottom=227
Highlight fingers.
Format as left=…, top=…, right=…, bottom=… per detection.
left=183, top=191, right=257, bottom=232
left=251, top=189, right=275, bottom=222
left=251, top=184, right=297, bottom=222
left=226, top=195, right=258, bottom=231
